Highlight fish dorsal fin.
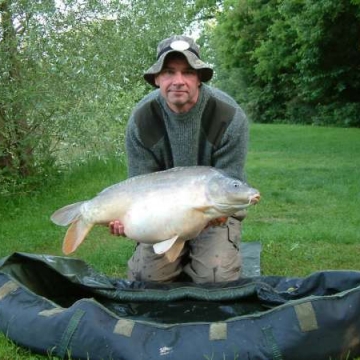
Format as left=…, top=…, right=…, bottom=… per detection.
left=153, top=235, right=179, bottom=255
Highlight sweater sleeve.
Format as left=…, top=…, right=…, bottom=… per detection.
left=212, top=106, right=249, bottom=182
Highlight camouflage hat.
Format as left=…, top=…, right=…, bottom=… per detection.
left=144, top=35, right=213, bottom=87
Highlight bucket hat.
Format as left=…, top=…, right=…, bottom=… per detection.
left=144, top=35, right=213, bottom=87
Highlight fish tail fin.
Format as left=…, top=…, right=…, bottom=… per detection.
left=62, top=218, right=94, bottom=255
left=51, top=202, right=84, bottom=226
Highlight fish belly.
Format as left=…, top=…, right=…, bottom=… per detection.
left=122, top=191, right=210, bottom=243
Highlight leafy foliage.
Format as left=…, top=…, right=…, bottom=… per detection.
left=0, top=0, right=195, bottom=194
left=207, top=0, right=360, bottom=126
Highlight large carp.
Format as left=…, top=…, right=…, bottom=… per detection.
left=51, top=166, right=260, bottom=261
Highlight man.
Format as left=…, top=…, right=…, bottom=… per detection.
left=111, top=35, right=249, bottom=283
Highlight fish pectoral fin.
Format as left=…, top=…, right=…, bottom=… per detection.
left=153, top=236, right=179, bottom=255
left=153, top=236, right=186, bottom=263
left=62, top=218, right=93, bottom=255
left=193, top=205, right=212, bottom=212
left=164, top=240, right=186, bottom=263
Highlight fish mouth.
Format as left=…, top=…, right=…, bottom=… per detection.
left=214, top=193, right=261, bottom=212
left=250, top=193, right=261, bottom=205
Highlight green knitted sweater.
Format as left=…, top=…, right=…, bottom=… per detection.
left=125, top=84, right=249, bottom=181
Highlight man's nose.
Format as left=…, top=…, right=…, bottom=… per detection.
left=172, top=72, right=185, bottom=84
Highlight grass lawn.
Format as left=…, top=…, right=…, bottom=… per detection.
left=0, top=123, right=359, bottom=359
left=246, top=124, right=360, bottom=276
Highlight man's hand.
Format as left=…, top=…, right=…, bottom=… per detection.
left=205, top=217, right=228, bottom=229
left=109, top=220, right=125, bottom=236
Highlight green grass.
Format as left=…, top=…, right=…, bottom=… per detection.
left=0, top=155, right=135, bottom=277
left=245, top=124, right=360, bottom=276
left=0, top=123, right=360, bottom=359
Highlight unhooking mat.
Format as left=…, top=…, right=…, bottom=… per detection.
left=0, top=250, right=360, bottom=360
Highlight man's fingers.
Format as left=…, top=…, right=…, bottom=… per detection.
left=205, top=217, right=228, bottom=229
left=109, top=220, right=125, bottom=236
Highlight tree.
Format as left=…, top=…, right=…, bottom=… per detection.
left=208, top=0, right=360, bottom=126
left=0, top=0, right=196, bottom=194
left=0, top=0, right=57, bottom=186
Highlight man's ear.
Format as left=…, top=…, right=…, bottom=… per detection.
left=154, top=75, right=160, bottom=87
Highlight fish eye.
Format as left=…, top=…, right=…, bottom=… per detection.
left=232, top=181, right=240, bottom=188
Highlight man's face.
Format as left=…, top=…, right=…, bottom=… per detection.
left=154, top=54, right=201, bottom=113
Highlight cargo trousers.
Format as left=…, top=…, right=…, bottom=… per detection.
left=127, top=217, right=242, bottom=283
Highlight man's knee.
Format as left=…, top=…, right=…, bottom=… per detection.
left=184, top=243, right=242, bottom=283
left=183, top=217, right=243, bottom=283
left=184, top=255, right=242, bottom=283
left=127, top=243, right=183, bottom=282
